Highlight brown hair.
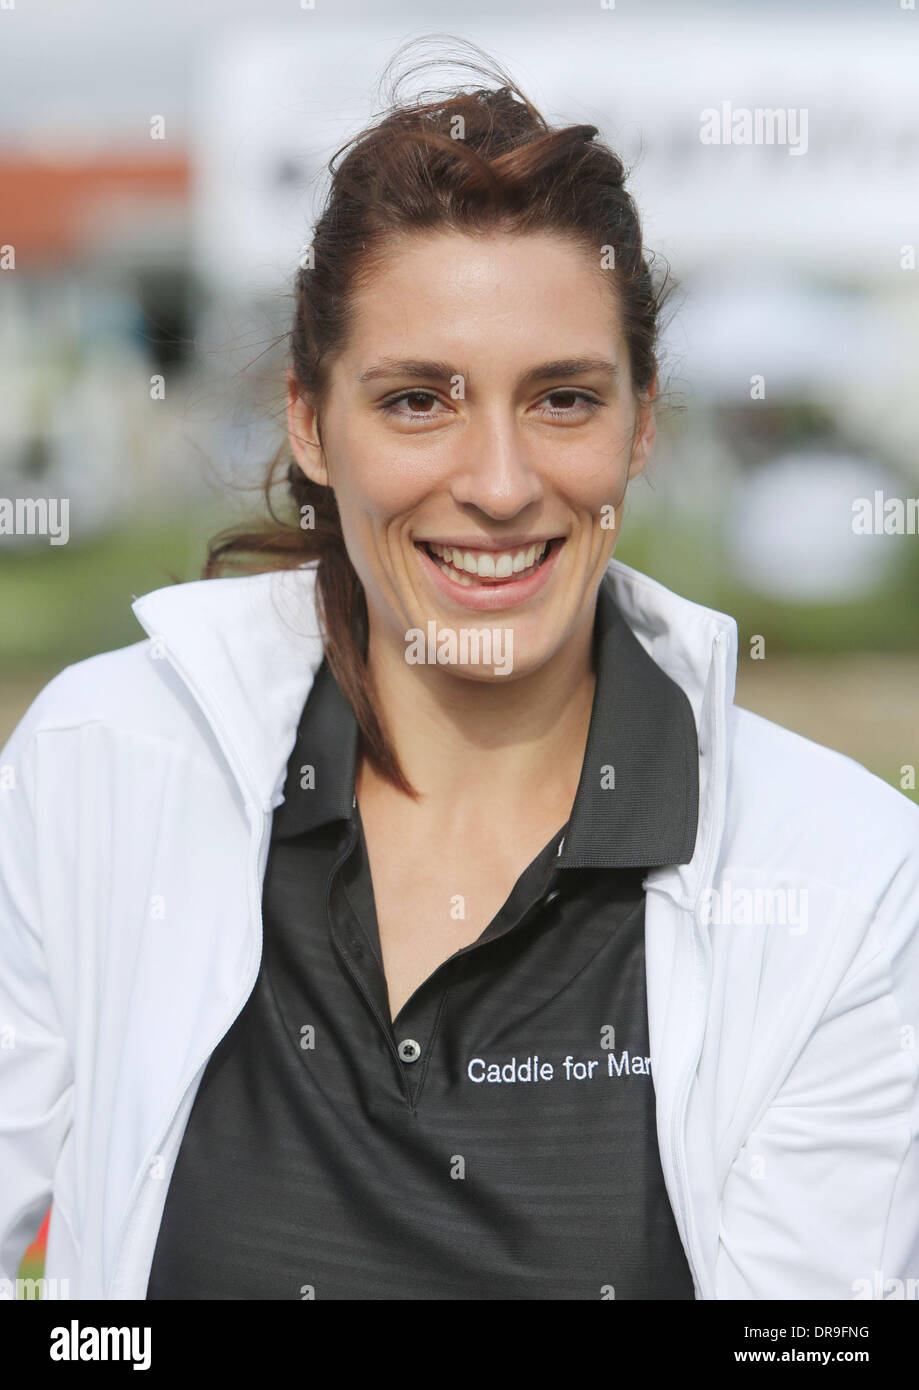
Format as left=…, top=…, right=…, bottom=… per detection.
left=202, top=34, right=674, bottom=799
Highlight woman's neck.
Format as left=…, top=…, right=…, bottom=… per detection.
left=357, top=607, right=598, bottom=831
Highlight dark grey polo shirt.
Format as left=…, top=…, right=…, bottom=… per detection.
left=146, top=571, right=699, bottom=1300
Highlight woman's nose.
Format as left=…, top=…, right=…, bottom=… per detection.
left=446, top=416, right=544, bottom=519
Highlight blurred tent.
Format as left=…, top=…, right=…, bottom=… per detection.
left=726, top=450, right=904, bottom=601
left=674, top=273, right=906, bottom=400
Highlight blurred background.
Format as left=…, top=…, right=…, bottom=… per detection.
left=3, top=0, right=918, bottom=1290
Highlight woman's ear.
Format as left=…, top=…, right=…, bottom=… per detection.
left=627, top=368, right=657, bottom=481
left=286, top=370, right=329, bottom=486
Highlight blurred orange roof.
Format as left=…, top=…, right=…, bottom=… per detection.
left=0, top=153, right=190, bottom=264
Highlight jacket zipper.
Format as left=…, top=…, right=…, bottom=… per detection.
left=107, top=631, right=272, bottom=1298
left=665, top=629, right=724, bottom=1300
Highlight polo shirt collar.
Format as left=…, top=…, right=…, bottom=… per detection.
left=273, top=651, right=360, bottom=840
left=272, top=571, right=698, bottom=868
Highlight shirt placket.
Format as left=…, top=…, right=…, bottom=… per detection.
left=325, top=815, right=445, bottom=1109
left=327, top=816, right=568, bottom=1111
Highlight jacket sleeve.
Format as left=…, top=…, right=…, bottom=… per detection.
left=0, top=696, right=75, bottom=1286
left=715, top=816, right=919, bottom=1299
left=872, top=832, right=919, bottom=1293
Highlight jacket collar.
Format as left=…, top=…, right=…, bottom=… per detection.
left=131, top=558, right=738, bottom=908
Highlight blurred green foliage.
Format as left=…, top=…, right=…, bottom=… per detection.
left=616, top=519, right=919, bottom=654
left=0, top=506, right=227, bottom=673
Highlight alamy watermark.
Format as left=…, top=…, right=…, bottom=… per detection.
left=0, top=497, right=70, bottom=544
left=404, top=621, right=514, bottom=675
left=699, top=101, right=808, bottom=155
left=852, top=1270, right=919, bottom=1300
left=851, top=491, right=919, bottom=534
left=49, top=1320, right=151, bottom=1369
left=697, top=877, right=809, bottom=934
left=0, top=1275, right=71, bottom=1299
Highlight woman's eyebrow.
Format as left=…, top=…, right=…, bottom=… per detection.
left=356, top=356, right=619, bottom=385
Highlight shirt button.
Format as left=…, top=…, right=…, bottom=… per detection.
left=544, top=889, right=561, bottom=905
left=397, top=1038, right=422, bottom=1063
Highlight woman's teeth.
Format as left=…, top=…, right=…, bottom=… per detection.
left=426, top=540, right=549, bottom=585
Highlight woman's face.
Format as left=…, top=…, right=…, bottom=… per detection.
left=288, top=228, right=655, bottom=679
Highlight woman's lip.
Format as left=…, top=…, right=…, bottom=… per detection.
left=414, top=537, right=565, bottom=612
left=418, top=537, right=559, bottom=551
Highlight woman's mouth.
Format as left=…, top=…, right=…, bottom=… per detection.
left=413, top=536, right=566, bottom=611
left=423, top=538, right=557, bottom=585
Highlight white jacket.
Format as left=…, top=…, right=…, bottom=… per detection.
left=1, top=558, right=918, bottom=1301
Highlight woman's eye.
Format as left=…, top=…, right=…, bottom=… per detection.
left=540, top=390, right=603, bottom=419
left=380, top=388, right=603, bottom=421
left=381, top=391, right=444, bottom=417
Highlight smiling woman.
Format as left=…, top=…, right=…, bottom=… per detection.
left=204, top=49, right=665, bottom=803
left=1, top=34, right=919, bottom=1307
